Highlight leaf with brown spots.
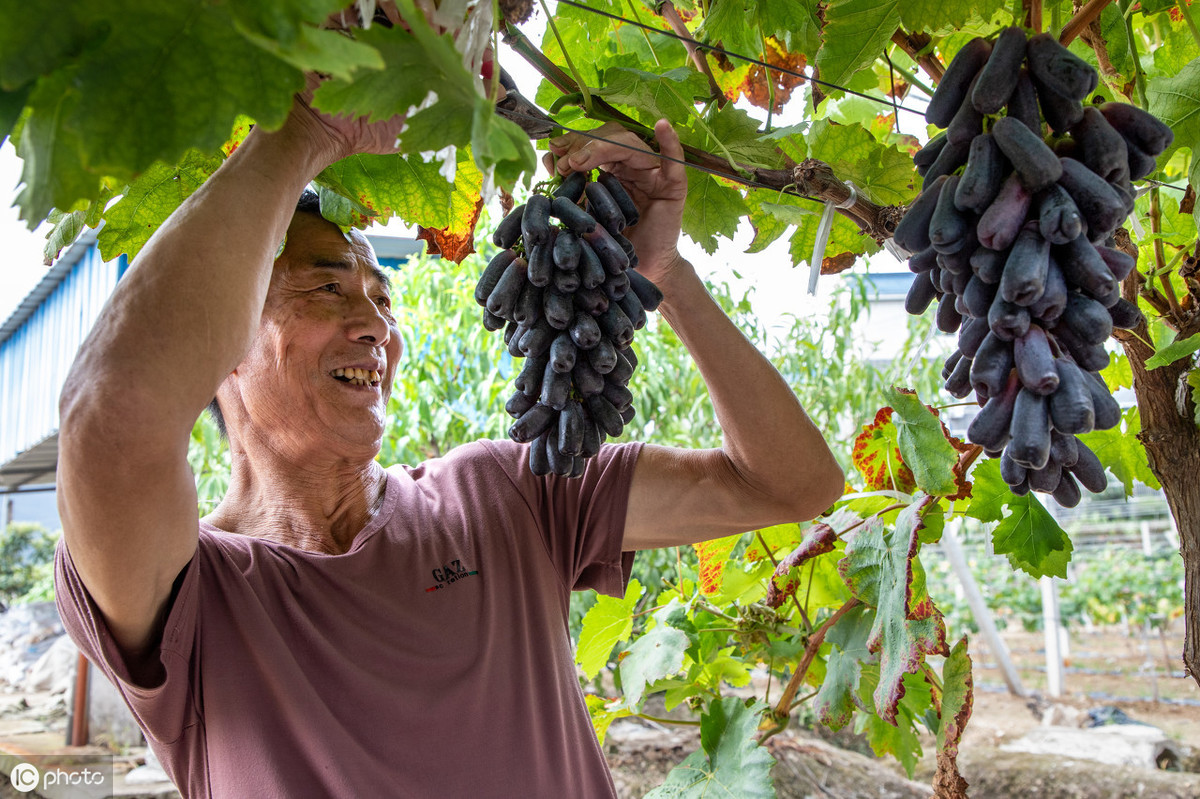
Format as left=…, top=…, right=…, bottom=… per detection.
left=852, top=407, right=916, bottom=493
left=418, top=196, right=483, bottom=262
left=765, top=523, right=837, bottom=608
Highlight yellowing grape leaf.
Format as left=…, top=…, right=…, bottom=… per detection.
left=585, top=695, right=631, bottom=745
left=695, top=533, right=744, bottom=595
left=98, top=150, right=224, bottom=262
left=852, top=407, right=916, bottom=492
left=576, top=578, right=643, bottom=680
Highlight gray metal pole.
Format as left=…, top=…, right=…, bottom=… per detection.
left=941, top=521, right=1027, bottom=696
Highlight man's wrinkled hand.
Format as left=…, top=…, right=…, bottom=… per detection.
left=544, top=120, right=688, bottom=285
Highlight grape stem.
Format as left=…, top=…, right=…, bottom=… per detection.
left=755, top=530, right=813, bottom=633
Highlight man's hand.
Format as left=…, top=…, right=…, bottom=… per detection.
left=284, top=73, right=408, bottom=167
left=545, top=120, right=687, bottom=285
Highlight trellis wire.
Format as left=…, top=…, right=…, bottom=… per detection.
left=549, top=0, right=928, bottom=117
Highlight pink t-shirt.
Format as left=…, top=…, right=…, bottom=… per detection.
left=55, top=439, right=642, bottom=798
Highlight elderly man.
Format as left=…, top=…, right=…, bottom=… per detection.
left=52, top=79, right=842, bottom=797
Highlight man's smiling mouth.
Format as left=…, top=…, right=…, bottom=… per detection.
left=331, top=368, right=382, bottom=387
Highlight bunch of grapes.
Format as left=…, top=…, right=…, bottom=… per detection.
left=475, top=171, right=661, bottom=477
left=894, top=28, right=1174, bottom=506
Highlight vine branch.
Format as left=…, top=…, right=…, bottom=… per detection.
left=1059, top=0, right=1113, bottom=46
left=656, top=2, right=726, bottom=107
left=765, top=598, right=861, bottom=738
left=890, top=29, right=944, bottom=83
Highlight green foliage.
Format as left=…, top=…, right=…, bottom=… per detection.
left=643, top=698, right=776, bottom=799
left=0, top=523, right=59, bottom=606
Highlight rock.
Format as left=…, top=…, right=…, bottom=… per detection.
left=0, top=602, right=64, bottom=688
left=126, top=746, right=170, bottom=785
left=958, top=746, right=1200, bottom=798
left=1041, top=703, right=1087, bottom=728
left=25, top=635, right=78, bottom=694
left=1001, top=723, right=1187, bottom=770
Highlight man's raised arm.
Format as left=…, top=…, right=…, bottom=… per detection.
left=545, top=121, right=845, bottom=551
left=56, top=98, right=399, bottom=676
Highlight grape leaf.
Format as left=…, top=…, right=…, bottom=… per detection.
left=855, top=670, right=930, bottom=777
left=744, top=523, right=804, bottom=562
left=584, top=695, right=631, bottom=745
left=964, top=457, right=1009, bottom=523
left=931, top=636, right=974, bottom=798
left=815, top=0, right=900, bottom=93
left=852, top=407, right=917, bottom=493
left=695, top=533, right=744, bottom=595
left=896, top=0, right=1005, bottom=33
left=576, top=578, right=643, bottom=680
left=1145, top=331, right=1200, bottom=370
left=643, top=698, right=776, bottom=799
left=239, top=24, right=385, bottom=82
left=881, top=386, right=961, bottom=497
left=1078, top=407, right=1161, bottom=496
left=1101, top=352, right=1134, bottom=391
left=311, top=25, right=438, bottom=123
left=15, top=70, right=104, bottom=227
left=618, top=623, right=690, bottom=708
left=68, top=1, right=303, bottom=178
left=97, top=150, right=224, bottom=262
left=1148, top=56, right=1200, bottom=157
left=597, top=66, right=711, bottom=124
left=0, top=5, right=94, bottom=90
left=839, top=511, right=949, bottom=724
left=806, top=119, right=917, bottom=206
left=0, top=83, right=30, bottom=145
left=695, top=1, right=763, bottom=65
left=229, top=0, right=346, bottom=46
left=813, top=603, right=874, bottom=729
left=788, top=205, right=878, bottom=271
left=682, top=171, right=749, bottom=253
left=688, top=104, right=783, bottom=169
left=990, top=492, right=1073, bottom=579
left=765, top=523, right=837, bottom=608
left=758, top=0, right=822, bottom=55
left=314, top=148, right=482, bottom=231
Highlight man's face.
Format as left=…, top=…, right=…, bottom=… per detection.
left=220, top=212, right=401, bottom=461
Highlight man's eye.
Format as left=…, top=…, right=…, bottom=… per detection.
left=319, top=283, right=339, bottom=293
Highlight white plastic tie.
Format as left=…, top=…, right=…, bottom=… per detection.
left=808, top=200, right=836, bottom=296
left=835, top=183, right=859, bottom=210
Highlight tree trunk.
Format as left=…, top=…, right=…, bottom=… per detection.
left=1116, top=270, right=1200, bottom=687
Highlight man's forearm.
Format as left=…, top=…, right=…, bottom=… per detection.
left=60, top=116, right=336, bottom=439
left=653, top=260, right=844, bottom=514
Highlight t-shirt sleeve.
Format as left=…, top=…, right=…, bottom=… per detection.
left=53, top=538, right=202, bottom=744
left=478, top=439, right=643, bottom=597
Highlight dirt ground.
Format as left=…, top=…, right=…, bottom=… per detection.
left=603, top=626, right=1200, bottom=798
left=3, top=627, right=1197, bottom=797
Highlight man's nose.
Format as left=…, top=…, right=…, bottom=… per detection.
left=345, top=293, right=391, bottom=345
